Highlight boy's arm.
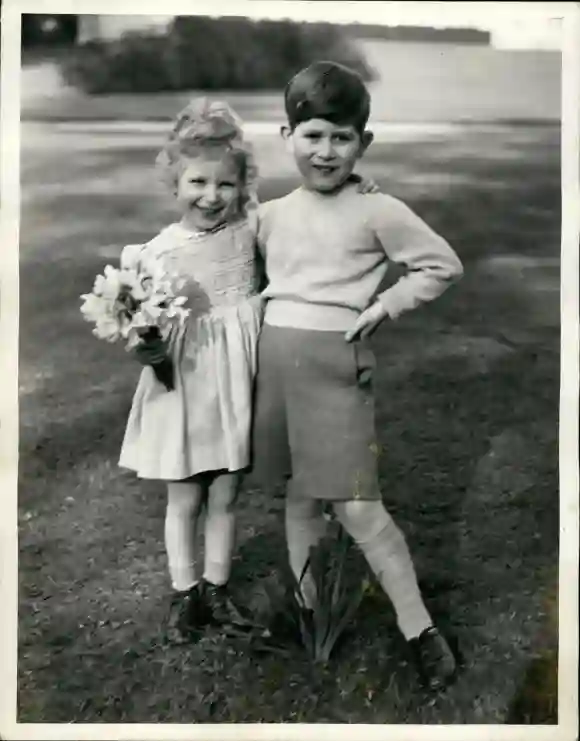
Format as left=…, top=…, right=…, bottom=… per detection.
left=346, top=197, right=463, bottom=341
left=375, top=197, right=463, bottom=319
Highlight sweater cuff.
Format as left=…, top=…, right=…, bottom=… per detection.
left=376, top=290, right=403, bottom=321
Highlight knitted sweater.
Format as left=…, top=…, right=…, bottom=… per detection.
left=257, top=182, right=463, bottom=331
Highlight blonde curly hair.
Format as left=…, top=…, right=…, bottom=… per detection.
left=155, top=97, right=259, bottom=219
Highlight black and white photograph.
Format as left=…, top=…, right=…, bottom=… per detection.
left=1, top=0, right=578, bottom=737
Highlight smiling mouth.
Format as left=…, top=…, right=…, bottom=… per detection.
left=195, top=206, right=224, bottom=217
left=312, top=164, right=338, bottom=175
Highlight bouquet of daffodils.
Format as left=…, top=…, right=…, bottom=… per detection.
left=80, top=261, right=189, bottom=391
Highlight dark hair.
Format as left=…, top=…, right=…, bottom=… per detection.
left=284, top=61, right=371, bottom=133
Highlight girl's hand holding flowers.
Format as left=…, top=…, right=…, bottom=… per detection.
left=80, top=261, right=189, bottom=391
left=133, top=328, right=176, bottom=391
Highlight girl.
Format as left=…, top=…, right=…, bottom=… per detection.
left=118, top=99, right=262, bottom=644
left=118, top=97, right=379, bottom=644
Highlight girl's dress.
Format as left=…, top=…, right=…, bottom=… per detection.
left=119, top=218, right=262, bottom=480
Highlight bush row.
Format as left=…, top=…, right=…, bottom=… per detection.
left=60, top=16, right=374, bottom=94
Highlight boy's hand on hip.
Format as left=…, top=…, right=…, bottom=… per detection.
left=345, top=302, right=388, bottom=342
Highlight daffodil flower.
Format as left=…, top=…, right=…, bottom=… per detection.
left=80, top=264, right=190, bottom=357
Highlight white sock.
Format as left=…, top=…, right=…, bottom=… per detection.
left=165, top=481, right=205, bottom=592
left=203, top=472, right=240, bottom=587
left=334, top=500, right=433, bottom=640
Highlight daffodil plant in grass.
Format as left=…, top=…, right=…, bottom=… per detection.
left=261, top=527, right=369, bottom=664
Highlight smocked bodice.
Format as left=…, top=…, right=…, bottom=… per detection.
left=150, top=220, right=259, bottom=320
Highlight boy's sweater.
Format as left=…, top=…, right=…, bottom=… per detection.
left=257, top=182, right=463, bottom=331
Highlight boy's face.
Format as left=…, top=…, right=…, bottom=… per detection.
left=176, top=151, right=242, bottom=231
left=282, top=118, right=373, bottom=193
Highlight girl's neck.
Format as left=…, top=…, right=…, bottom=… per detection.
left=178, top=213, right=245, bottom=236
left=178, top=218, right=228, bottom=236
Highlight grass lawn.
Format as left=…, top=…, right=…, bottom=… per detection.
left=17, top=122, right=560, bottom=723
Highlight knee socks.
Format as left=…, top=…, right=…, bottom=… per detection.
left=285, top=495, right=432, bottom=640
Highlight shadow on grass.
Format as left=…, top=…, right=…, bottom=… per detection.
left=371, top=330, right=559, bottom=722
left=375, top=333, right=558, bottom=571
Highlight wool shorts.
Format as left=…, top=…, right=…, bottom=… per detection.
left=251, top=323, right=381, bottom=501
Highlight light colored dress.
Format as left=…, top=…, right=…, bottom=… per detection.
left=119, top=218, right=263, bottom=480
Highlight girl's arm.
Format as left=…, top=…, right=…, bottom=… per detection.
left=254, top=202, right=270, bottom=293
left=120, top=243, right=146, bottom=271
left=255, top=246, right=269, bottom=293
left=348, top=172, right=380, bottom=193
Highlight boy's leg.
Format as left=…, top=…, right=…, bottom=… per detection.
left=333, top=499, right=432, bottom=640
left=284, top=331, right=380, bottom=502
left=285, top=483, right=327, bottom=608
left=250, top=323, right=292, bottom=487
left=333, top=499, right=457, bottom=689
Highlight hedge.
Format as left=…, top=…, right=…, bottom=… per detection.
left=59, top=16, right=374, bottom=94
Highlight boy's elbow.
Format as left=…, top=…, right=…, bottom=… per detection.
left=450, top=254, right=464, bottom=281
left=442, top=251, right=463, bottom=283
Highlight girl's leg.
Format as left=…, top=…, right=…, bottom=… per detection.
left=164, top=479, right=209, bottom=643
left=333, top=499, right=432, bottom=641
left=285, top=483, right=327, bottom=609
left=165, top=480, right=206, bottom=592
left=203, top=471, right=252, bottom=626
left=204, top=471, right=241, bottom=586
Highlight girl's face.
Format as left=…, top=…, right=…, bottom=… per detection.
left=282, top=118, right=373, bottom=193
left=176, top=150, right=242, bottom=231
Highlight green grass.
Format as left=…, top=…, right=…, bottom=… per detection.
left=18, top=124, right=560, bottom=723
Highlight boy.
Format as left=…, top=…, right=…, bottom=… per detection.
left=253, top=61, right=464, bottom=690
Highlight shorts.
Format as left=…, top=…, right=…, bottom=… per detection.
left=251, top=323, right=381, bottom=500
